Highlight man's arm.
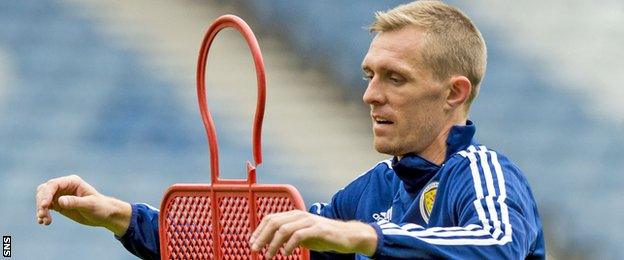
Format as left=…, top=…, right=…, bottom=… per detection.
left=250, top=210, right=377, bottom=258
left=35, top=175, right=132, bottom=236
left=250, top=163, right=383, bottom=259
left=250, top=152, right=543, bottom=259
left=35, top=175, right=161, bottom=260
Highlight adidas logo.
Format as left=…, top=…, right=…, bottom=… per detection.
left=372, top=207, right=393, bottom=222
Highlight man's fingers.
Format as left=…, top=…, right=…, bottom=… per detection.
left=35, top=175, right=86, bottom=226
left=58, top=195, right=91, bottom=210
left=36, top=183, right=56, bottom=225
left=36, top=184, right=50, bottom=210
left=265, top=218, right=313, bottom=259
left=283, top=227, right=316, bottom=256
left=38, top=183, right=57, bottom=225
left=250, top=214, right=281, bottom=251
left=35, top=185, right=46, bottom=215
left=250, top=214, right=270, bottom=244
left=39, top=179, right=66, bottom=209
left=36, top=208, right=46, bottom=221
left=250, top=211, right=289, bottom=243
left=250, top=211, right=305, bottom=252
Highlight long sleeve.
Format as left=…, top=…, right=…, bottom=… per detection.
left=115, top=203, right=161, bottom=260
left=307, top=190, right=359, bottom=259
left=369, top=147, right=544, bottom=259
left=307, top=165, right=382, bottom=260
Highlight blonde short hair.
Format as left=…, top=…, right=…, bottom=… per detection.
left=370, top=0, right=487, bottom=105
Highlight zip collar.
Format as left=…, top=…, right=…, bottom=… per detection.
left=392, top=120, right=477, bottom=193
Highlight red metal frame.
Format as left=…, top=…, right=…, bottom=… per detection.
left=158, top=15, right=309, bottom=259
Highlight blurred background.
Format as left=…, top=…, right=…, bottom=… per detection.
left=0, top=0, right=622, bottom=259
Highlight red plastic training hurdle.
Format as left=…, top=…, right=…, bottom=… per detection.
left=159, top=15, right=309, bottom=260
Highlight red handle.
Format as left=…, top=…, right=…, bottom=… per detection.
left=197, top=15, right=266, bottom=185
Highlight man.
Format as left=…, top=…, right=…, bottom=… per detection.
left=36, top=1, right=545, bottom=259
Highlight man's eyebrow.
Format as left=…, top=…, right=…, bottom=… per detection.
left=389, top=61, right=415, bottom=73
left=365, top=64, right=412, bottom=76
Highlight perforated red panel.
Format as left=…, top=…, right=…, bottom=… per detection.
left=256, top=195, right=305, bottom=260
left=161, top=188, right=309, bottom=259
left=163, top=194, right=214, bottom=259
left=218, top=195, right=251, bottom=259
left=160, top=14, right=309, bottom=260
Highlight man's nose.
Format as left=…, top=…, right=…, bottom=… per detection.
left=362, top=80, right=386, bottom=105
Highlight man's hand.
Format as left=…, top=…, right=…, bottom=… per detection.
left=249, top=210, right=377, bottom=259
left=35, top=175, right=132, bottom=237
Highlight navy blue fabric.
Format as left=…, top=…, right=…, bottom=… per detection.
left=117, top=121, right=544, bottom=259
left=116, top=203, right=160, bottom=260
left=310, top=121, right=545, bottom=259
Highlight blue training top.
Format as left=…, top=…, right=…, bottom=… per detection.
left=117, top=121, right=545, bottom=259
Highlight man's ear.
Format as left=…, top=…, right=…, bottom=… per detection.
left=446, top=76, right=472, bottom=109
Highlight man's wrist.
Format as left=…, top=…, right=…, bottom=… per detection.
left=348, top=221, right=378, bottom=257
left=105, top=198, right=132, bottom=237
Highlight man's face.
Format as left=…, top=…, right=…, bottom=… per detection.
left=362, top=26, right=449, bottom=157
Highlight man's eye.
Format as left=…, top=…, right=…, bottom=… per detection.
left=386, top=72, right=405, bottom=85
left=389, top=77, right=403, bottom=84
left=362, top=75, right=373, bottom=81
